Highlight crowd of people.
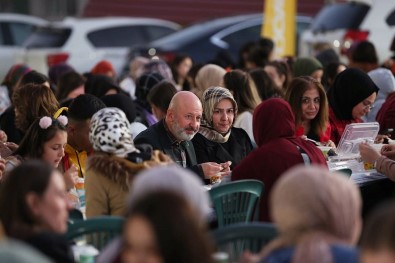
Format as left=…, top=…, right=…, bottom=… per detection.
left=0, top=37, right=394, bottom=263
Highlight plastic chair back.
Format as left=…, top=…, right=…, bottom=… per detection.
left=68, top=208, right=84, bottom=224
left=211, top=222, right=277, bottom=262
left=66, top=216, right=124, bottom=250
left=209, top=179, right=264, bottom=227
left=335, top=168, right=352, bottom=176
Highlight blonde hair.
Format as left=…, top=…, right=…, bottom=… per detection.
left=194, top=64, right=226, bottom=99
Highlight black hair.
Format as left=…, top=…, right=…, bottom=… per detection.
left=68, top=94, right=106, bottom=121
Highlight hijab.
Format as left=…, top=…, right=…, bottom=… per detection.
left=253, top=98, right=295, bottom=147
left=327, top=68, right=379, bottom=120
left=135, top=72, right=165, bottom=112
left=232, top=99, right=328, bottom=221
left=293, top=57, right=323, bottom=78
left=364, top=68, right=395, bottom=122
left=260, top=165, right=361, bottom=263
left=101, top=93, right=137, bottom=123
left=199, top=87, right=238, bottom=143
left=84, top=74, right=121, bottom=98
left=127, top=165, right=212, bottom=223
left=89, top=108, right=139, bottom=157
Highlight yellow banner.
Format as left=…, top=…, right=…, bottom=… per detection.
left=262, top=0, right=296, bottom=57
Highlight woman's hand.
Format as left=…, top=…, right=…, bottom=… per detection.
left=321, top=140, right=336, bottom=148
left=359, top=142, right=381, bottom=164
left=239, top=251, right=260, bottom=263
left=375, top=134, right=388, bottom=144
left=64, top=165, right=79, bottom=190
left=0, top=158, right=5, bottom=181
left=0, top=130, right=7, bottom=143
left=4, top=142, right=18, bottom=152
left=381, top=144, right=395, bottom=160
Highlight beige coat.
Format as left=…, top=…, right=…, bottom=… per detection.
left=85, top=151, right=171, bottom=218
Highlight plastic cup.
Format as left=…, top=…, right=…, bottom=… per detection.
left=78, top=245, right=98, bottom=263
left=212, top=252, right=229, bottom=263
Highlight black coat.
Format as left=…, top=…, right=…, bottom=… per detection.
left=134, top=120, right=204, bottom=179
left=25, top=232, right=75, bottom=263
left=192, top=127, right=253, bottom=169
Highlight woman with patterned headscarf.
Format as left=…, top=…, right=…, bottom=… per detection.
left=85, top=107, right=172, bottom=218
left=192, top=87, right=253, bottom=170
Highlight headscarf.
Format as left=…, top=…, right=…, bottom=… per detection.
left=232, top=98, right=328, bottom=221
left=327, top=68, right=379, bottom=120
left=48, top=63, right=74, bottom=86
left=127, top=165, right=212, bottom=223
left=89, top=107, right=138, bottom=157
left=101, top=93, right=137, bottom=123
left=293, top=57, right=323, bottom=78
left=135, top=72, right=165, bottom=112
left=260, top=165, right=361, bottom=263
left=364, top=68, right=395, bottom=122
left=84, top=74, right=121, bottom=98
left=91, top=60, right=116, bottom=76
left=253, top=98, right=295, bottom=147
left=143, top=58, right=173, bottom=82
left=199, top=87, right=237, bottom=143
left=194, top=64, right=226, bottom=99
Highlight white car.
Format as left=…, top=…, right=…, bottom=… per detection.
left=16, top=17, right=180, bottom=76
left=300, top=0, right=395, bottom=63
left=0, top=13, right=47, bottom=81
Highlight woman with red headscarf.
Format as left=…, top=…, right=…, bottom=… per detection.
left=231, top=98, right=327, bottom=222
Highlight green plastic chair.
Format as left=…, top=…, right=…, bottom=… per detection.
left=212, top=222, right=278, bottom=262
left=334, top=168, right=352, bottom=177
left=68, top=208, right=84, bottom=224
left=66, top=216, right=124, bottom=250
left=209, top=179, right=264, bottom=227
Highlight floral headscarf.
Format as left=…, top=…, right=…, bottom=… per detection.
left=199, top=86, right=238, bottom=143
left=89, top=108, right=139, bottom=157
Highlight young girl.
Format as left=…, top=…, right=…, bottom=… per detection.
left=6, top=115, right=67, bottom=168
left=5, top=115, right=78, bottom=200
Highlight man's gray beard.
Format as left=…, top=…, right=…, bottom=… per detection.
left=171, top=121, right=197, bottom=141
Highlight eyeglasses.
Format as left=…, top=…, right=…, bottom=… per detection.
left=362, top=101, right=375, bottom=110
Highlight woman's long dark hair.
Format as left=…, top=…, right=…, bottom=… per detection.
left=0, top=160, right=54, bottom=239
left=124, top=191, right=214, bottom=263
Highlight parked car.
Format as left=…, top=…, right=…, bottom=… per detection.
left=16, top=17, right=181, bottom=76
left=300, top=0, right=395, bottom=63
left=0, top=13, right=47, bottom=81
left=125, top=13, right=312, bottom=68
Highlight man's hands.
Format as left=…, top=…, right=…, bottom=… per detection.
left=201, top=161, right=232, bottom=179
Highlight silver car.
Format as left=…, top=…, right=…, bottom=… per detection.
left=16, top=16, right=180, bottom=76
left=0, top=13, right=47, bottom=80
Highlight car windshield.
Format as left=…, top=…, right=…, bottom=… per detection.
left=23, top=26, right=71, bottom=48
left=311, top=2, right=370, bottom=33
